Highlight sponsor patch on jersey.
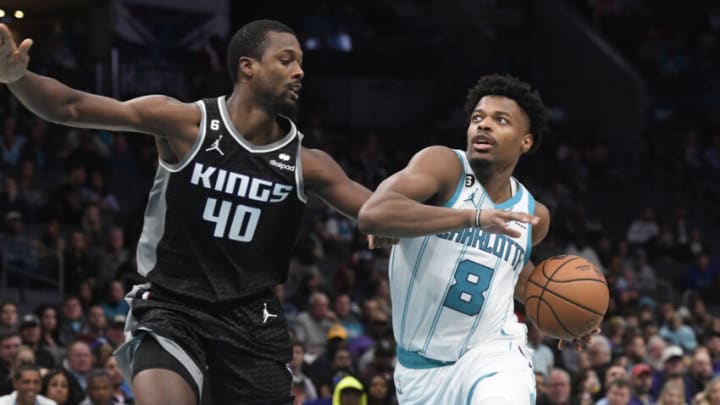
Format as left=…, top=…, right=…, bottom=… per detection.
left=269, top=159, right=296, bottom=172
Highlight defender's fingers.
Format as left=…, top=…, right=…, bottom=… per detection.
left=18, top=38, right=33, bottom=55
left=558, top=339, right=566, bottom=350
left=367, top=235, right=376, bottom=250
left=503, top=224, right=521, bottom=238
left=503, top=212, right=539, bottom=225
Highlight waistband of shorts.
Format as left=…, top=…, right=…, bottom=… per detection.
left=147, top=282, right=275, bottom=309
left=396, top=347, right=456, bottom=369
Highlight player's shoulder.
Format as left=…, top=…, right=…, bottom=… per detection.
left=300, top=146, right=332, bottom=168
left=299, top=146, right=343, bottom=186
left=411, top=145, right=459, bottom=161
left=406, top=145, right=462, bottom=171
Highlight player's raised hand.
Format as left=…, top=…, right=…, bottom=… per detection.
left=557, top=327, right=602, bottom=351
left=478, top=208, right=540, bottom=238
left=0, top=24, right=33, bottom=84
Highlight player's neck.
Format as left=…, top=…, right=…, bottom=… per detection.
left=482, top=175, right=514, bottom=205
left=225, top=92, right=285, bottom=145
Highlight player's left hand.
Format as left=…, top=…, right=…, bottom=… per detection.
left=557, top=327, right=601, bottom=351
left=367, top=235, right=399, bottom=249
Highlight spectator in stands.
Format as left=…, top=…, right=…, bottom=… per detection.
left=0, top=331, right=21, bottom=389
left=595, top=366, right=630, bottom=404
left=103, top=316, right=125, bottom=350
left=1, top=344, right=37, bottom=394
left=18, top=315, right=54, bottom=369
left=97, top=231, right=129, bottom=288
left=651, top=345, right=689, bottom=401
left=82, top=306, right=106, bottom=345
left=630, top=363, right=654, bottom=405
left=307, top=324, right=350, bottom=397
left=59, top=296, right=86, bottom=345
left=334, top=293, right=363, bottom=342
left=63, top=230, right=99, bottom=295
left=0, top=365, right=56, bottom=405
left=0, top=302, right=17, bottom=334
left=655, top=377, right=687, bottom=405
left=36, top=305, right=65, bottom=366
left=274, top=284, right=299, bottom=327
left=647, top=335, right=668, bottom=371
left=589, top=335, right=613, bottom=378
left=79, top=205, right=107, bottom=251
left=294, top=291, right=336, bottom=356
left=626, top=335, right=648, bottom=369
left=686, top=346, right=715, bottom=401
left=99, top=282, right=129, bottom=326
left=102, top=356, right=132, bottom=405
left=331, top=375, right=366, bottom=405
left=539, top=368, right=572, bottom=405
left=686, top=253, right=718, bottom=294
left=289, top=341, right=318, bottom=401
left=660, top=312, right=698, bottom=353
left=34, top=219, right=64, bottom=260
left=694, top=375, right=720, bottom=405
left=604, top=378, right=633, bottom=405
left=572, top=368, right=602, bottom=404
left=41, top=368, right=82, bottom=405
left=365, top=372, right=394, bottom=405
left=78, top=369, right=114, bottom=405
left=626, top=208, right=660, bottom=249
left=64, top=340, right=92, bottom=394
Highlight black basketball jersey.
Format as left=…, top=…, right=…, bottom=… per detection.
left=136, top=96, right=307, bottom=304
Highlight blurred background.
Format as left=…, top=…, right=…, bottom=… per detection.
left=0, top=0, right=719, bottom=404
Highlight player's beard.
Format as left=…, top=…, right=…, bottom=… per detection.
left=257, top=88, right=298, bottom=117
left=469, top=157, right=493, bottom=183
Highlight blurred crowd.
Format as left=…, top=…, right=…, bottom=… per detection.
left=0, top=2, right=719, bottom=405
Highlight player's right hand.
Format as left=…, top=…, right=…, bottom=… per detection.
left=557, top=327, right=602, bottom=351
left=478, top=208, right=539, bottom=238
left=0, top=24, right=33, bottom=84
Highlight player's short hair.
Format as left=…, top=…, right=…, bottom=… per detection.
left=463, top=74, right=549, bottom=154
left=227, top=19, right=296, bottom=83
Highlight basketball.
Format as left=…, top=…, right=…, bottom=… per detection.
left=523, top=255, right=609, bottom=340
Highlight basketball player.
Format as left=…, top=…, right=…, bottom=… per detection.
left=0, top=20, right=388, bottom=405
left=358, top=74, right=593, bottom=404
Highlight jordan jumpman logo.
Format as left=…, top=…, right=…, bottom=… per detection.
left=262, top=302, right=278, bottom=324
left=205, top=134, right=224, bottom=156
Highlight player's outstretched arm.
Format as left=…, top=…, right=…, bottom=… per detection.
left=0, top=23, right=196, bottom=137
left=358, top=146, right=539, bottom=238
left=302, top=147, right=373, bottom=219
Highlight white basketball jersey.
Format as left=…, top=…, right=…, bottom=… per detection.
left=390, top=149, right=535, bottom=362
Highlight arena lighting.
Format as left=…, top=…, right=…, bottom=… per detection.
left=0, top=9, right=5, bottom=18
left=14, top=10, right=24, bottom=19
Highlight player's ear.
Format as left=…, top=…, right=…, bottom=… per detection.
left=238, top=56, right=256, bottom=79
left=521, top=133, right=534, bottom=154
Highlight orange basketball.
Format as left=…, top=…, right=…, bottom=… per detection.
left=523, top=255, right=609, bottom=340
